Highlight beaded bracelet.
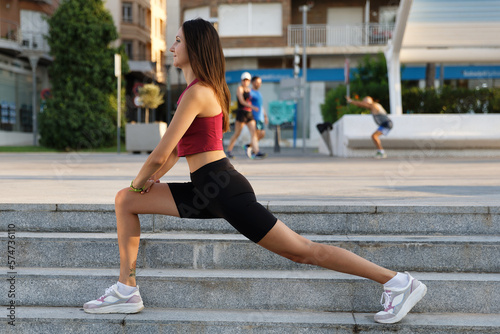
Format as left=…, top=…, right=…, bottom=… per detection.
left=129, top=180, right=146, bottom=192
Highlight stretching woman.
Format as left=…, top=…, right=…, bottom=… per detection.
left=84, top=18, right=426, bottom=324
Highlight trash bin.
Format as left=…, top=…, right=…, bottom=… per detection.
left=316, top=122, right=333, bottom=156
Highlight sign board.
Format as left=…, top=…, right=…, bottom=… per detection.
left=268, top=101, right=296, bottom=126
left=134, top=96, right=143, bottom=107
left=114, top=54, right=121, bottom=77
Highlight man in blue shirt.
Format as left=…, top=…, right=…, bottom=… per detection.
left=249, top=76, right=268, bottom=145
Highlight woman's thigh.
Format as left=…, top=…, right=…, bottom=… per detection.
left=257, top=220, right=312, bottom=258
left=115, top=183, right=180, bottom=217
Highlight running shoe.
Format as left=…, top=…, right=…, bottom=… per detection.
left=226, top=151, right=235, bottom=159
left=252, top=152, right=267, bottom=160
left=83, top=284, right=144, bottom=314
left=374, top=272, right=427, bottom=324
left=243, top=144, right=253, bottom=159
left=374, top=151, right=387, bottom=159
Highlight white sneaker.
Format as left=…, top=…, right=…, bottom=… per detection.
left=83, top=284, right=144, bottom=314
left=374, top=151, right=387, bottom=159
left=374, top=272, right=427, bottom=324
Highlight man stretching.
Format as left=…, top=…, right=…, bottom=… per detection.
left=346, top=96, right=392, bottom=159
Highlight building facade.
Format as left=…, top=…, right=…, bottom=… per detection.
left=0, top=0, right=56, bottom=145
left=104, top=0, right=167, bottom=122
left=174, top=0, right=500, bottom=147
left=174, top=0, right=400, bottom=146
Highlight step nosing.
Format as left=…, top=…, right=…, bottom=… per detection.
left=4, top=232, right=500, bottom=243
left=7, top=307, right=500, bottom=327
left=4, top=268, right=500, bottom=281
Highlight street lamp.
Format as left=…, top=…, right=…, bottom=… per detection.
left=299, top=2, right=313, bottom=152
left=165, top=64, right=172, bottom=123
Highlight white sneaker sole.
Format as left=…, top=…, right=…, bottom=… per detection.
left=375, top=282, right=427, bottom=324
left=84, top=301, right=144, bottom=314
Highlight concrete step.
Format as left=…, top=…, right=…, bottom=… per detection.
left=4, top=232, right=499, bottom=273
left=2, top=307, right=500, bottom=334
left=2, top=203, right=499, bottom=235
left=1, top=269, right=499, bottom=314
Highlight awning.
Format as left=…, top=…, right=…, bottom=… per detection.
left=386, top=0, right=500, bottom=114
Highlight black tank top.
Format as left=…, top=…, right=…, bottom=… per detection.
left=237, top=90, right=251, bottom=112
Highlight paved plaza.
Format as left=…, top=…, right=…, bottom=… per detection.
left=1, top=148, right=500, bottom=206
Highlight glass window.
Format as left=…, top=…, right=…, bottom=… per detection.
left=123, top=3, right=133, bottom=23
left=123, top=40, right=133, bottom=60
left=218, top=3, right=282, bottom=37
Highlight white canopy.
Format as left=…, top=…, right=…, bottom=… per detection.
left=385, top=0, right=500, bottom=114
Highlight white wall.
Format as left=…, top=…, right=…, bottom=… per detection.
left=309, top=82, right=326, bottom=144
left=103, top=0, right=121, bottom=47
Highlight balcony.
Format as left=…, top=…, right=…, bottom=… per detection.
left=288, top=23, right=394, bottom=47
left=20, top=30, right=50, bottom=53
left=0, top=19, right=21, bottom=55
left=0, top=19, right=50, bottom=57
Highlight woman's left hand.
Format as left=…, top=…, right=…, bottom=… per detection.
left=141, top=179, right=160, bottom=194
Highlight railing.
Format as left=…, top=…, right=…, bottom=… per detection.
left=288, top=23, right=394, bottom=47
left=19, top=30, right=50, bottom=52
left=0, top=19, right=20, bottom=43
left=0, top=19, right=50, bottom=53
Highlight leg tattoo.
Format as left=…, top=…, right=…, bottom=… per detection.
left=129, top=260, right=137, bottom=278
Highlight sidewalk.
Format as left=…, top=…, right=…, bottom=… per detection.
left=1, top=148, right=500, bottom=206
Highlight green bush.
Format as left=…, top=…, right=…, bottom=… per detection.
left=321, top=51, right=500, bottom=122
left=402, top=86, right=499, bottom=114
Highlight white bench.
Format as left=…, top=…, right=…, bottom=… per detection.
left=319, top=114, right=500, bottom=157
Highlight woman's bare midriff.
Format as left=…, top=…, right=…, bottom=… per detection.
left=185, top=150, right=227, bottom=173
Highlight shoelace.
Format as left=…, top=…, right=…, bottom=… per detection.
left=380, top=290, right=392, bottom=309
left=98, top=285, right=116, bottom=300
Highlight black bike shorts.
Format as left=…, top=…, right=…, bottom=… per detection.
left=236, top=109, right=254, bottom=123
left=168, top=158, right=277, bottom=243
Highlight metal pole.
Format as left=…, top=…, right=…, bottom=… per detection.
left=28, top=56, right=39, bottom=146
left=166, top=65, right=172, bottom=123
left=117, top=75, right=121, bottom=154
left=115, top=54, right=122, bottom=154
left=301, top=5, right=308, bottom=152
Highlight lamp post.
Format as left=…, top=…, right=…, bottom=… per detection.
left=165, top=64, right=172, bottom=123
left=28, top=55, right=39, bottom=146
left=176, top=67, right=182, bottom=108
left=299, top=2, right=313, bottom=152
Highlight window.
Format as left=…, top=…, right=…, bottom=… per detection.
left=379, top=6, right=398, bottom=24
left=123, top=40, right=133, bottom=60
left=138, top=42, right=146, bottom=61
left=20, top=10, right=49, bottom=50
left=218, top=3, right=282, bottom=37
left=123, top=3, right=133, bottom=23
left=147, top=9, right=151, bottom=29
left=139, top=6, right=146, bottom=27
left=184, top=6, right=210, bottom=21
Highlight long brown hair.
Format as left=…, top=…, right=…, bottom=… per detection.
left=182, top=18, right=230, bottom=132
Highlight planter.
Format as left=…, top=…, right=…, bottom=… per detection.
left=125, top=122, right=167, bottom=152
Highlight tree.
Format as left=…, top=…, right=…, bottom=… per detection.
left=139, top=84, right=164, bottom=123
left=39, top=0, right=128, bottom=150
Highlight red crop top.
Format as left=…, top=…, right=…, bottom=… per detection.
left=177, top=79, right=224, bottom=157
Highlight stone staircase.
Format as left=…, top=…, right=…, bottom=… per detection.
left=1, top=203, right=499, bottom=333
